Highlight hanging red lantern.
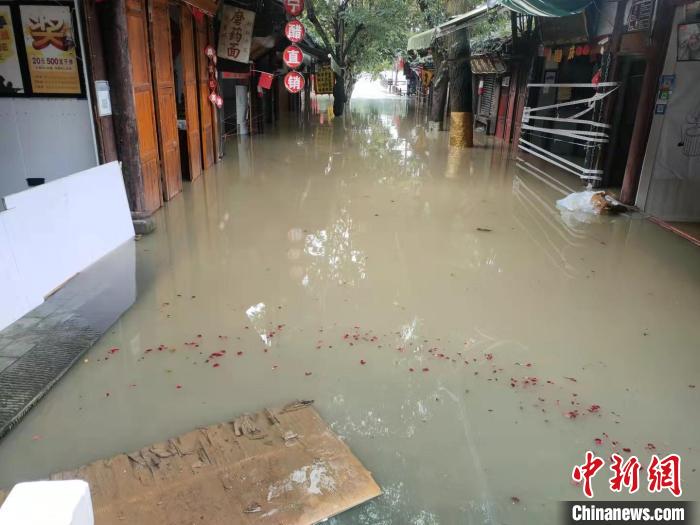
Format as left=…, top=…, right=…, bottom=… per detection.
left=283, top=45, right=303, bottom=69
left=284, top=0, right=304, bottom=16
left=285, top=20, right=305, bottom=43
left=284, top=71, right=305, bottom=93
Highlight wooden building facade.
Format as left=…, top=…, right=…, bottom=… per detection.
left=85, top=0, right=222, bottom=218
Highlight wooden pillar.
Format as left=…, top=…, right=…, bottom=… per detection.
left=195, top=14, right=215, bottom=170
left=619, top=0, right=675, bottom=204
left=180, top=5, right=202, bottom=181
left=82, top=0, right=118, bottom=163
left=208, top=19, right=222, bottom=162
left=99, top=0, right=162, bottom=218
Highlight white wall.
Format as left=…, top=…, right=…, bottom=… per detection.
left=636, top=3, right=700, bottom=221
left=0, top=97, right=98, bottom=198
left=0, top=162, right=134, bottom=330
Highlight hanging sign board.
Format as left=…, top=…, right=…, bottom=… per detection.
left=315, top=65, right=333, bottom=94
left=19, top=4, right=81, bottom=95
left=0, top=6, right=25, bottom=94
left=284, top=70, right=304, bottom=93
left=283, top=45, right=303, bottom=69
left=284, top=19, right=305, bottom=43
left=284, top=0, right=304, bottom=17
left=217, top=5, right=255, bottom=64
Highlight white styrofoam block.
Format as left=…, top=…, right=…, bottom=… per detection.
left=0, top=161, right=134, bottom=331
left=0, top=480, right=94, bottom=525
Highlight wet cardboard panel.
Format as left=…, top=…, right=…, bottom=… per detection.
left=46, top=401, right=381, bottom=524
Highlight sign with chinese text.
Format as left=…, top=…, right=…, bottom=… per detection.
left=217, top=5, right=255, bottom=64
left=315, top=65, right=333, bottom=94
left=283, top=45, right=303, bottom=69
left=0, top=6, right=24, bottom=95
left=284, top=0, right=304, bottom=17
left=283, top=71, right=304, bottom=93
left=20, top=4, right=80, bottom=95
left=284, top=20, right=305, bottom=43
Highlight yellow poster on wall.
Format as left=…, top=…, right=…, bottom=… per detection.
left=20, top=4, right=81, bottom=95
left=315, top=65, right=334, bottom=95
left=0, top=6, right=25, bottom=94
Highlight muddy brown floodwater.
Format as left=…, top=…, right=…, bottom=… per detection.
left=1, top=98, right=699, bottom=523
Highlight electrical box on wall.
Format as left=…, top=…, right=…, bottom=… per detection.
left=94, top=81, right=112, bottom=117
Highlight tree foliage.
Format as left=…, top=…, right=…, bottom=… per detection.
left=303, top=0, right=441, bottom=82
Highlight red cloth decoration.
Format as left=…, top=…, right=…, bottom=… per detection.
left=258, top=72, right=274, bottom=90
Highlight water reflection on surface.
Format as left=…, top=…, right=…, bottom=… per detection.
left=0, top=97, right=699, bottom=524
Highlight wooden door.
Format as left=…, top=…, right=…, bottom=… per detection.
left=148, top=0, right=182, bottom=200
left=208, top=19, right=221, bottom=162
left=504, top=68, right=519, bottom=144
left=495, top=78, right=510, bottom=140
left=126, top=0, right=162, bottom=213
left=195, top=15, right=214, bottom=170
left=180, top=5, right=201, bottom=180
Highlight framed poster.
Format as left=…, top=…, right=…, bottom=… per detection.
left=678, top=23, right=700, bottom=61
left=0, top=5, right=24, bottom=94
left=19, top=2, right=82, bottom=95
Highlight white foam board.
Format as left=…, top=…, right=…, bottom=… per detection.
left=0, top=480, right=94, bottom=525
left=0, top=161, right=134, bottom=331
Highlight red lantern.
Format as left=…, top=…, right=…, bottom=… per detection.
left=209, top=92, right=217, bottom=104
left=205, top=45, right=215, bottom=58
left=208, top=78, right=217, bottom=89
left=284, top=71, right=305, bottom=93
left=283, top=45, right=303, bottom=69
left=215, top=95, right=223, bottom=108
left=284, top=0, right=304, bottom=16
left=284, top=19, right=305, bottom=43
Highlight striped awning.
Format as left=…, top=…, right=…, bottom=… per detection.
left=407, top=28, right=436, bottom=51
left=496, top=0, right=591, bottom=17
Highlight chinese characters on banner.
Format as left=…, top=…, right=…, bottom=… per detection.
left=315, top=65, right=333, bottom=95
left=283, top=45, right=303, bottom=69
left=282, top=0, right=305, bottom=94
left=284, top=20, right=305, bottom=43
left=572, top=452, right=682, bottom=498
left=284, top=0, right=304, bottom=17
left=284, top=71, right=304, bottom=93
left=20, top=4, right=80, bottom=94
left=0, top=6, right=24, bottom=94
left=217, top=5, right=255, bottom=64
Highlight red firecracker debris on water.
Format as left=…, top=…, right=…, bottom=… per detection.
left=409, top=368, right=415, bottom=372
left=422, top=368, right=430, bottom=372
left=176, top=385, right=182, bottom=389
left=305, top=372, right=312, bottom=376
left=108, top=348, right=119, bottom=354
left=588, top=404, right=601, bottom=413
left=622, top=447, right=631, bottom=453
left=212, top=363, right=220, bottom=368
left=594, top=438, right=603, bottom=445
left=360, top=360, right=366, bottom=365
left=646, top=443, right=657, bottom=451
left=237, top=351, right=243, bottom=356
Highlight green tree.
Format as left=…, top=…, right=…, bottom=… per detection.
left=304, top=0, right=428, bottom=115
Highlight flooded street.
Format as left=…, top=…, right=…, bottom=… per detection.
left=1, top=98, right=699, bottom=523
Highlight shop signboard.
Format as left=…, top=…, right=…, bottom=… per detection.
left=218, top=5, right=255, bottom=64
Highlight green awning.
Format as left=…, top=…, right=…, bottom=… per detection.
left=496, top=0, right=591, bottom=17
left=407, top=28, right=436, bottom=51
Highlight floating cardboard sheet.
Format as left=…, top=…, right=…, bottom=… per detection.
left=6, top=401, right=381, bottom=524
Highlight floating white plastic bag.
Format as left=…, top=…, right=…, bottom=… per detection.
left=556, top=191, right=601, bottom=214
